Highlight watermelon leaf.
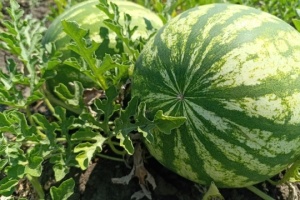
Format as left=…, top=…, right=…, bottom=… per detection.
left=61, top=20, right=132, bottom=90
left=31, top=113, right=58, bottom=146
left=115, top=96, right=186, bottom=154
left=61, top=20, right=107, bottom=89
left=6, top=164, right=25, bottom=179
left=293, top=19, right=300, bottom=32
left=24, top=156, right=43, bottom=177
left=273, top=160, right=300, bottom=183
left=0, top=177, right=19, bottom=196
left=50, top=178, right=75, bottom=200
left=0, top=159, right=8, bottom=171
left=153, top=110, right=186, bottom=135
left=96, top=0, right=141, bottom=59
left=293, top=9, right=300, bottom=32
left=135, top=102, right=155, bottom=143
left=94, top=86, right=120, bottom=134
left=202, top=182, right=224, bottom=200
left=52, top=163, right=69, bottom=182
left=0, top=59, right=43, bottom=107
left=52, top=81, right=85, bottom=114
left=96, top=54, right=129, bottom=87
left=115, top=96, right=140, bottom=154
left=71, top=129, right=107, bottom=170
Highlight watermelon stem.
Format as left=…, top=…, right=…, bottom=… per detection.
left=246, top=185, right=275, bottom=200
left=96, top=153, right=124, bottom=162
left=106, top=137, right=127, bottom=156
left=43, top=88, right=82, bottom=115
left=26, top=174, right=45, bottom=199
left=269, top=160, right=300, bottom=185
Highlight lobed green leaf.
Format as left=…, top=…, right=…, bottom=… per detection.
left=0, top=177, right=19, bottom=196
left=72, top=129, right=107, bottom=170
left=53, top=81, right=85, bottom=113
left=25, top=156, right=43, bottom=177
left=153, top=110, right=186, bottom=135
left=50, top=178, right=75, bottom=200
left=6, top=164, right=25, bottom=179
left=115, top=96, right=186, bottom=154
left=61, top=20, right=107, bottom=89
left=94, top=86, right=120, bottom=134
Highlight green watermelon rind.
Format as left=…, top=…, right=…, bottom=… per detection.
left=132, top=3, right=300, bottom=188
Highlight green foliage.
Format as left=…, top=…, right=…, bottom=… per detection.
left=228, top=0, right=300, bottom=25
left=136, top=0, right=300, bottom=26
left=97, top=0, right=141, bottom=59
left=293, top=9, right=300, bottom=31
left=50, top=178, right=75, bottom=200
left=0, top=0, right=185, bottom=198
left=0, top=0, right=45, bottom=107
left=48, top=0, right=88, bottom=21
left=135, top=0, right=227, bottom=23
left=271, top=160, right=300, bottom=184
left=115, top=97, right=186, bottom=154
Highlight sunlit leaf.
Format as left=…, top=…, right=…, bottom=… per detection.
left=0, top=159, right=8, bottom=170
left=293, top=19, right=300, bottom=32
left=53, top=164, right=69, bottom=182
left=153, top=110, right=186, bottom=135
left=54, top=81, right=85, bottom=111
left=50, top=178, right=75, bottom=200
left=32, top=113, right=58, bottom=146
left=203, top=182, right=224, bottom=200
left=72, top=129, right=107, bottom=170
left=25, top=156, right=43, bottom=177
left=0, top=177, right=19, bottom=196
left=61, top=20, right=107, bottom=89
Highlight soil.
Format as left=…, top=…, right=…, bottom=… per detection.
left=1, top=0, right=300, bottom=200
left=37, top=151, right=300, bottom=200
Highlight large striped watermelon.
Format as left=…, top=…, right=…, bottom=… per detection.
left=132, top=3, right=300, bottom=187
left=42, top=0, right=163, bottom=92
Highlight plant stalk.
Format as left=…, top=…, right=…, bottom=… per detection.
left=96, top=153, right=124, bottom=162
left=43, top=87, right=82, bottom=114
left=106, top=137, right=127, bottom=156
left=26, top=174, right=45, bottom=200
left=246, top=185, right=275, bottom=200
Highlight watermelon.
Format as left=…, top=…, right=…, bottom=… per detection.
left=132, top=3, right=300, bottom=188
left=42, top=0, right=163, bottom=92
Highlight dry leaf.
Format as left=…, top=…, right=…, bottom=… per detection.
left=111, top=143, right=156, bottom=200
left=83, top=88, right=104, bottom=105
left=131, top=190, right=146, bottom=200
left=83, top=88, right=105, bottom=116
left=111, top=167, right=135, bottom=185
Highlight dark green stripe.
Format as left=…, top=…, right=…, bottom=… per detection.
left=185, top=96, right=299, bottom=165
left=180, top=5, right=296, bottom=93
left=183, top=102, right=269, bottom=184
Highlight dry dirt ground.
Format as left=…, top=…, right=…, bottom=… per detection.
left=1, top=0, right=300, bottom=199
